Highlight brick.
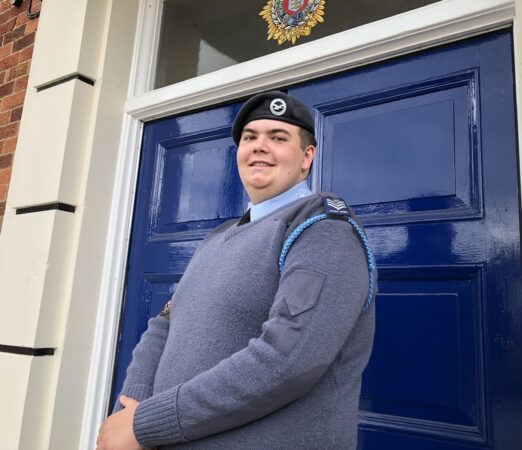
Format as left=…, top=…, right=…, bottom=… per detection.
left=4, top=25, right=25, bottom=45
left=0, top=152, right=13, bottom=169
left=0, top=183, right=8, bottom=201
left=0, top=71, right=5, bottom=85
left=0, top=80, right=14, bottom=97
left=2, top=137, right=16, bottom=154
left=25, top=17, right=38, bottom=34
left=0, top=17, right=16, bottom=36
left=2, top=90, right=24, bottom=110
left=13, top=74, right=27, bottom=91
left=0, top=122, right=18, bottom=140
left=0, top=201, right=6, bottom=217
left=1, top=0, right=20, bottom=17
left=10, top=106, right=22, bottom=122
left=7, top=61, right=28, bottom=80
left=0, top=42, right=13, bottom=61
left=0, top=2, right=11, bottom=14
left=0, top=52, right=19, bottom=71
left=1, top=6, right=23, bottom=26
left=9, top=5, right=20, bottom=19
left=0, top=111, right=9, bottom=126
left=15, top=10, right=28, bottom=27
left=0, top=168, right=11, bottom=184
left=19, top=43, right=33, bottom=62
left=0, top=7, right=17, bottom=27
left=12, top=31, right=34, bottom=52
left=0, top=122, right=20, bottom=139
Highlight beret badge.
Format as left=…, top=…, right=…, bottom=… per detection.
left=270, top=98, right=287, bottom=116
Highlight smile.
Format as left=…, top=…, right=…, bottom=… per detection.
left=249, top=161, right=275, bottom=167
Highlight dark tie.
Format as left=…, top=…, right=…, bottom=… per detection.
left=237, top=209, right=251, bottom=225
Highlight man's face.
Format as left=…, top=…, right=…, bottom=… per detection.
left=236, top=119, right=315, bottom=204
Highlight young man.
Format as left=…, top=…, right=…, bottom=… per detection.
left=97, top=91, right=376, bottom=450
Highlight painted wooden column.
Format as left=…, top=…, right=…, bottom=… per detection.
left=0, top=0, right=140, bottom=448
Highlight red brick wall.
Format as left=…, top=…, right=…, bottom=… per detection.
left=0, top=0, right=40, bottom=231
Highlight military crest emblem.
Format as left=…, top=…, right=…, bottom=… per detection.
left=260, top=0, right=326, bottom=45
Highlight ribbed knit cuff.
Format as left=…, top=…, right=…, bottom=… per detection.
left=133, top=384, right=187, bottom=448
left=113, top=384, right=153, bottom=413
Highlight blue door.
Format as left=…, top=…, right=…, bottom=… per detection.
left=112, top=30, right=521, bottom=449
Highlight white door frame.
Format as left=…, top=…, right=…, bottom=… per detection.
left=80, top=0, right=516, bottom=448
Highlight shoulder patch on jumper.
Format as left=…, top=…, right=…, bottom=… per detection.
left=160, top=299, right=172, bottom=317
left=323, top=197, right=350, bottom=217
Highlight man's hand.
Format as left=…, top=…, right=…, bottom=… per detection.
left=96, top=395, right=143, bottom=450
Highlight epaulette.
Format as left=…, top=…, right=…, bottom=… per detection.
left=279, top=194, right=376, bottom=311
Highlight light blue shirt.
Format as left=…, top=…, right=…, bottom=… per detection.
left=248, top=181, right=312, bottom=222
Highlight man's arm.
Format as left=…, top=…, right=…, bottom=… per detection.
left=112, top=311, right=170, bottom=413
left=132, top=218, right=372, bottom=448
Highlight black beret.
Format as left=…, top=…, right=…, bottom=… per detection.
left=232, top=91, right=315, bottom=145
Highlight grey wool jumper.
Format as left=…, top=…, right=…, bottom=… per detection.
left=115, top=193, right=376, bottom=449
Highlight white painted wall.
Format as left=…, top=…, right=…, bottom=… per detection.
left=0, top=0, right=140, bottom=449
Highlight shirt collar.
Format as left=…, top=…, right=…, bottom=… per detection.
left=248, top=181, right=312, bottom=222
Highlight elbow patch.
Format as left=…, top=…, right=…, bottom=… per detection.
left=262, top=269, right=325, bottom=356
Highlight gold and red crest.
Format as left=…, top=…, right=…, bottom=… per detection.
left=260, top=0, right=326, bottom=45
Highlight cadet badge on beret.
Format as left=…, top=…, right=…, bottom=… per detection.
left=270, top=98, right=287, bottom=116
left=260, top=0, right=326, bottom=45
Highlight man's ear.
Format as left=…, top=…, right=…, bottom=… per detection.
left=302, top=145, right=315, bottom=172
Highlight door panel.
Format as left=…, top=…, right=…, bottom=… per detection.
left=112, top=30, right=521, bottom=449
left=322, top=80, right=477, bottom=220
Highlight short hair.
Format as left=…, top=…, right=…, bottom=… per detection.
left=299, top=128, right=316, bottom=177
left=299, top=128, right=317, bottom=150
